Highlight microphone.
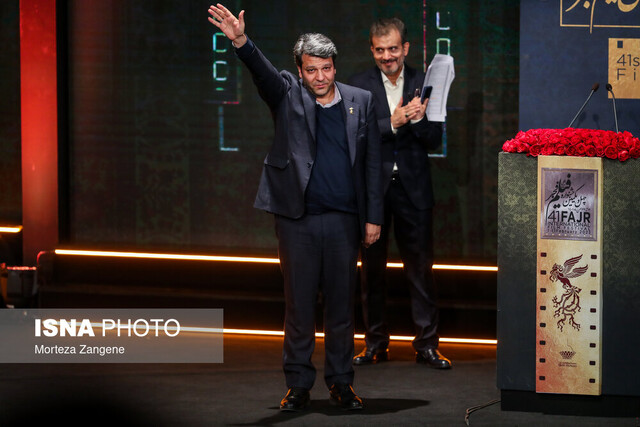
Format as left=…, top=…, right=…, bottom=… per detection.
left=568, top=83, right=599, bottom=128
left=606, top=83, right=619, bottom=133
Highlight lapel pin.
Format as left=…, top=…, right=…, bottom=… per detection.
left=349, top=107, right=354, bottom=114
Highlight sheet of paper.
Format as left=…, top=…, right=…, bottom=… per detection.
left=423, top=54, right=455, bottom=122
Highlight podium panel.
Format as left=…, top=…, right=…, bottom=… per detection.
left=497, top=152, right=640, bottom=414
left=535, top=156, right=602, bottom=395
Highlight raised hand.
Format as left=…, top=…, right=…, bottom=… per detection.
left=208, top=4, right=246, bottom=46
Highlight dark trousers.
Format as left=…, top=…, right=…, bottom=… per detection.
left=275, top=211, right=360, bottom=389
left=360, top=177, right=439, bottom=352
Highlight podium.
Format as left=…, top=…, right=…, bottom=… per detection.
left=497, top=151, right=640, bottom=416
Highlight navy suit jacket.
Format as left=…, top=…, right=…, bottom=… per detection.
left=236, top=38, right=384, bottom=234
left=348, top=64, right=442, bottom=210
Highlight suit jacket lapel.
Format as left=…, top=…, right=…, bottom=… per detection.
left=338, top=83, right=358, bottom=166
left=301, top=82, right=317, bottom=143
left=402, top=64, right=419, bottom=101
left=369, top=69, right=391, bottom=115
left=340, top=96, right=360, bottom=166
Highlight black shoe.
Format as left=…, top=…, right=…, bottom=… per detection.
left=329, top=383, right=363, bottom=410
left=416, top=348, right=452, bottom=369
left=353, top=347, right=389, bottom=365
left=280, top=387, right=310, bottom=411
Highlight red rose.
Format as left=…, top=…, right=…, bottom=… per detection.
left=617, top=139, right=630, bottom=151
left=604, top=145, right=618, bottom=159
left=566, top=144, right=577, bottom=156
left=529, top=144, right=541, bottom=157
left=595, top=146, right=605, bottom=157
left=576, top=143, right=587, bottom=155
left=585, top=145, right=597, bottom=157
left=630, top=146, right=640, bottom=159
left=620, top=131, right=634, bottom=146
left=603, top=132, right=616, bottom=146
left=541, top=144, right=555, bottom=156
left=618, top=150, right=630, bottom=162
left=516, top=142, right=529, bottom=153
left=554, top=144, right=566, bottom=155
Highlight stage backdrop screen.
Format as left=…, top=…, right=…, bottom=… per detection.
left=520, top=0, right=640, bottom=135
left=66, top=0, right=519, bottom=261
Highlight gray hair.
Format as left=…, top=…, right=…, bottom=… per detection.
left=293, top=33, right=338, bottom=67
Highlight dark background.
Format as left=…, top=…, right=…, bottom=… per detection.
left=1, top=0, right=519, bottom=265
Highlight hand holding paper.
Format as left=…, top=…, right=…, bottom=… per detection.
left=422, top=54, right=455, bottom=122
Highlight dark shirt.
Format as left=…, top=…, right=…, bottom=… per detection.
left=305, top=102, right=357, bottom=214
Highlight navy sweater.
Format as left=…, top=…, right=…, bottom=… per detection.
left=305, top=102, right=357, bottom=215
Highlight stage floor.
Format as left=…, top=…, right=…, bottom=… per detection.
left=0, top=335, right=634, bottom=426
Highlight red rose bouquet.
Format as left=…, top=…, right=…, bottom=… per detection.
left=502, top=128, right=640, bottom=162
